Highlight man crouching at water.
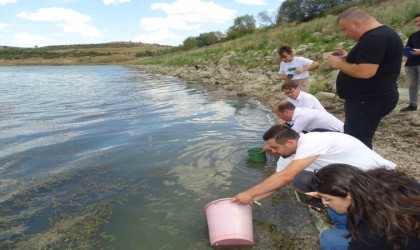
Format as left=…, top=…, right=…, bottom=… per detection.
left=232, top=125, right=396, bottom=204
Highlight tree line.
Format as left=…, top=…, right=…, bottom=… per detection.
left=0, top=48, right=111, bottom=60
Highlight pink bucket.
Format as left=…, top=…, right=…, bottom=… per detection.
left=203, top=198, right=254, bottom=247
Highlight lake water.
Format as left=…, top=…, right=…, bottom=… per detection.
left=0, top=65, right=321, bottom=249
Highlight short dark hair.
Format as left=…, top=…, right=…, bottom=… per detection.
left=262, top=125, right=299, bottom=144
left=277, top=46, right=293, bottom=56
left=281, top=81, right=299, bottom=90
left=277, top=101, right=296, bottom=112
left=338, top=7, right=372, bottom=24
left=414, top=13, right=420, bottom=19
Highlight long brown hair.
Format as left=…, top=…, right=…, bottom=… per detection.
left=311, top=164, right=420, bottom=249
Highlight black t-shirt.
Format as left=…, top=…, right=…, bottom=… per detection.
left=349, top=223, right=420, bottom=250
left=336, top=25, right=403, bottom=100
left=405, top=30, right=420, bottom=66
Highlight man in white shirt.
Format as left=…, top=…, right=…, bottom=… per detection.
left=281, top=81, right=325, bottom=111
left=278, top=46, right=320, bottom=92
left=276, top=101, right=344, bottom=133
left=232, top=125, right=395, bottom=204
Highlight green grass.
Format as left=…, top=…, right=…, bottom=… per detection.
left=138, top=0, right=417, bottom=68
left=133, top=0, right=418, bottom=93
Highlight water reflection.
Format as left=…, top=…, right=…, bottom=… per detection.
left=0, top=66, right=318, bottom=249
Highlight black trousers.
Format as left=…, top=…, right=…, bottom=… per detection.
left=293, top=170, right=314, bottom=192
left=343, top=92, right=398, bottom=149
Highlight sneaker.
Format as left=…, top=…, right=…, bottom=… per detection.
left=400, top=104, right=417, bottom=112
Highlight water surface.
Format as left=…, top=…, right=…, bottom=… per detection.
left=1, top=66, right=314, bottom=249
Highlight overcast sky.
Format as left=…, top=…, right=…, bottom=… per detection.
left=0, top=0, right=282, bottom=48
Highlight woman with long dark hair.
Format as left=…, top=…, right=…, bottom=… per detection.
left=310, top=164, right=420, bottom=249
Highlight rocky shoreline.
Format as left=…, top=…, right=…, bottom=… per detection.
left=134, top=57, right=336, bottom=108
left=135, top=63, right=420, bottom=179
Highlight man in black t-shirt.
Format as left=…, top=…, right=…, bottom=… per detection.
left=327, top=7, right=403, bottom=149
left=401, top=13, right=420, bottom=112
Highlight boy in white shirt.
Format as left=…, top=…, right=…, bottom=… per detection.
left=278, top=46, right=320, bottom=92
left=281, top=81, right=325, bottom=111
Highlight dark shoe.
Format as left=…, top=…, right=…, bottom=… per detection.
left=400, top=104, right=417, bottom=112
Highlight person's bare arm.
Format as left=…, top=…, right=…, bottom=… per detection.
left=295, top=61, right=319, bottom=74
left=276, top=119, right=287, bottom=125
left=279, top=74, right=289, bottom=81
left=253, top=191, right=275, bottom=201
left=231, top=155, right=318, bottom=204
left=410, top=49, right=420, bottom=56
left=327, top=55, right=378, bottom=79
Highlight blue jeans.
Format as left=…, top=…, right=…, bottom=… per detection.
left=320, top=207, right=351, bottom=250
left=344, top=92, right=398, bottom=149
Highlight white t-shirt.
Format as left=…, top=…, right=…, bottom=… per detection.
left=279, top=56, right=313, bottom=80
left=276, top=155, right=293, bottom=172
left=291, top=108, right=344, bottom=133
left=276, top=154, right=319, bottom=172
left=287, top=91, right=325, bottom=111
left=286, top=132, right=396, bottom=172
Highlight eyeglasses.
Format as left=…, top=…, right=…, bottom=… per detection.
left=313, top=169, right=324, bottom=186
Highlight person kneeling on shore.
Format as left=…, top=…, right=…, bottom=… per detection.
left=274, top=101, right=343, bottom=133
left=309, top=164, right=420, bottom=250
left=281, top=81, right=325, bottom=111
left=232, top=125, right=395, bottom=202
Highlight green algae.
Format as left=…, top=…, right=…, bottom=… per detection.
left=0, top=165, right=148, bottom=249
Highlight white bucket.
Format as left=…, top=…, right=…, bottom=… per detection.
left=203, top=198, right=254, bottom=246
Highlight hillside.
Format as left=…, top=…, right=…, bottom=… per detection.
left=0, top=42, right=171, bottom=66
left=138, top=1, right=416, bottom=65
left=134, top=0, right=418, bottom=98
left=126, top=0, right=418, bottom=117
